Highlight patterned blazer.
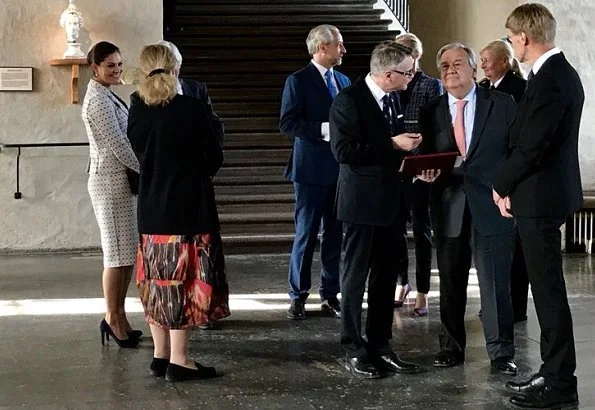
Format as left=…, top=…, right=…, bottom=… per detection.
left=400, top=71, right=443, bottom=133
left=82, top=80, right=139, bottom=174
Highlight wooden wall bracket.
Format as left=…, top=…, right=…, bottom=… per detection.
left=49, top=58, right=88, bottom=104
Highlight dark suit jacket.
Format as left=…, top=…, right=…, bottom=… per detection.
left=179, top=78, right=225, bottom=147
left=401, top=71, right=443, bottom=133
left=479, top=70, right=526, bottom=104
left=420, top=86, right=517, bottom=237
left=280, top=62, right=351, bottom=186
left=493, top=53, right=584, bottom=218
left=330, top=77, right=405, bottom=226
left=128, top=94, right=223, bottom=234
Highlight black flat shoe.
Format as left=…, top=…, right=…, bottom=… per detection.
left=505, top=373, right=546, bottom=395
left=509, top=385, right=578, bottom=409
left=287, top=299, right=306, bottom=320
left=165, top=362, right=217, bottom=382
left=150, top=358, right=169, bottom=377
left=374, top=352, right=420, bottom=374
left=491, top=357, right=518, bottom=376
left=344, top=356, right=383, bottom=379
left=432, top=350, right=464, bottom=368
left=99, top=319, right=139, bottom=348
left=321, top=298, right=341, bottom=318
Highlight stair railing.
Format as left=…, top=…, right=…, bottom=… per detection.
left=382, top=0, right=409, bottom=31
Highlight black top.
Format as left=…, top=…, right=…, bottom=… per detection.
left=493, top=53, right=584, bottom=218
left=128, top=94, right=223, bottom=234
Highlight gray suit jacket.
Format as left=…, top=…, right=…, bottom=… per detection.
left=419, top=86, right=517, bottom=237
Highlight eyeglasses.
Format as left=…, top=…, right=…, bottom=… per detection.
left=504, top=36, right=512, bottom=44
left=389, top=69, right=415, bottom=78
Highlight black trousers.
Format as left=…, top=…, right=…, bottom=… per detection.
left=340, top=215, right=408, bottom=358
left=516, top=216, right=577, bottom=390
left=436, top=205, right=514, bottom=359
left=510, top=227, right=529, bottom=321
left=404, top=178, right=432, bottom=292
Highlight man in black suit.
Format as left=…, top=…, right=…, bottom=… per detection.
left=330, top=41, right=422, bottom=379
left=493, top=4, right=584, bottom=409
left=157, top=41, right=225, bottom=147
left=479, top=39, right=530, bottom=324
left=419, top=43, right=518, bottom=375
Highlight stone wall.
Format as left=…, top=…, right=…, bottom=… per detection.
left=0, top=1, right=161, bottom=251
left=410, top=0, right=595, bottom=191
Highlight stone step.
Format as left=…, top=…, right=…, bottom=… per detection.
left=217, top=193, right=294, bottom=204
left=178, top=5, right=379, bottom=15
left=182, top=51, right=374, bottom=63
left=171, top=29, right=401, bottom=42
left=178, top=39, right=390, bottom=49
left=222, top=117, right=279, bottom=133
left=218, top=202, right=294, bottom=214
left=167, top=24, right=391, bottom=36
left=222, top=132, right=291, bottom=149
left=223, top=148, right=290, bottom=166
left=177, top=15, right=389, bottom=26
left=219, top=211, right=294, bottom=224
left=214, top=168, right=287, bottom=185
left=179, top=0, right=375, bottom=4
left=215, top=183, right=293, bottom=196
left=214, top=102, right=280, bottom=117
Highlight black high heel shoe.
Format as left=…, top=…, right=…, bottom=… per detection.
left=128, top=329, right=143, bottom=339
left=100, top=319, right=139, bottom=348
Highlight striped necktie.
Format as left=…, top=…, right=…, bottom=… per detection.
left=325, top=70, right=338, bottom=99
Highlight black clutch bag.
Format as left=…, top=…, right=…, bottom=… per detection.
left=126, top=169, right=140, bottom=195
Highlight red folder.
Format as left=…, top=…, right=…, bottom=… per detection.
left=400, top=152, right=459, bottom=175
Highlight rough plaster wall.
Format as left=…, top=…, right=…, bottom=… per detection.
left=410, top=0, right=594, bottom=191
left=0, top=1, right=161, bottom=251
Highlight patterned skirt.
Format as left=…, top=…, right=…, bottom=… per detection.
left=136, top=233, right=230, bottom=330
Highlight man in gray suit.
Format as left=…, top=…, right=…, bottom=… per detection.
left=419, top=43, right=518, bottom=375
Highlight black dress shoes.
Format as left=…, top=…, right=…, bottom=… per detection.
left=344, top=356, right=383, bottom=379
left=321, top=298, right=341, bottom=318
left=509, top=385, right=579, bottom=409
left=287, top=299, right=306, bottom=320
left=374, top=352, right=420, bottom=374
left=150, top=357, right=169, bottom=377
left=505, top=373, right=546, bottom=395
left=165, top=362, right=217, bottom=382
left=491, top=357, right=518, bottom=376
left=433, top=350, right=464, bottom=368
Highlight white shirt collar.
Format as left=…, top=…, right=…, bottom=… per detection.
left=447, top=84, right=477, bottom=107
left=492, top=75, right=505, bottom=88
left=532, top=47, right=561, bottom=75
left=365, top=73, right=389, bottom=104
left=176, top=79, right=183, bottom=95
left=311, top=59, right=331, bottom=78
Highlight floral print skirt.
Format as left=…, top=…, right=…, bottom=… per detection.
left=136, top=233, right=230, bottom=330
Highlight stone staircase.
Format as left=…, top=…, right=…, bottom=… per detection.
left=166, top=0, right=401, bottom=253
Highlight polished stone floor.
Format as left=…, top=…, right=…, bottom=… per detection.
left=0, top=251, right=594, bottom=409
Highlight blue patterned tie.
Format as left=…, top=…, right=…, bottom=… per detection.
left=382, top=94, right=395, bottom=133
left=325, top=69, right=338, bottom=99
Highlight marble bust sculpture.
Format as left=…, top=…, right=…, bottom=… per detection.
left=60, top=0, right=85, bottom=58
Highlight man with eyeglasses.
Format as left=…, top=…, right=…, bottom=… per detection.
left=493, top=4, right=583, bottom=409
left=418, top=43, right=518, bottom=376
left=330, top=41, right=422, bottom=379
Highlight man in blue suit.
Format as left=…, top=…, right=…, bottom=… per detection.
left=280, top=24, right=351, bottom=320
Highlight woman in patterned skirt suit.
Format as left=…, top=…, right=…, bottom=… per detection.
left=128, top=44, right=230, bottom=382
left=82, top=42, right=141, bottom=348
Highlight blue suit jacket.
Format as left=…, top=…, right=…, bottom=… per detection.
left=280, top=62, right=351, bottom=186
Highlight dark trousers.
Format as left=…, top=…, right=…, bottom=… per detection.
left=405, top=178, right=432, bottom=292
left=516, top=216, right=577, bottom=390
left=340, top=215, right=408, bottom=358
left=511, top=227, right=529, bottom=321
left=288, top=183, right=342, bottom=301
left=436, top=205, right=514, bottom=359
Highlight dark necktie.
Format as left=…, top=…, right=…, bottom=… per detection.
left=382, top=94, right=395, bottom=133
left=527, top=70, right=535, bottom=81
left=490, top=84, right=496, bottom=90
left=325, top=70, right=338, bottom=99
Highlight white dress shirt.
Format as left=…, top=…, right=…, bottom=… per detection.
left=447, top=85, right=477, bottom=150
left=491, top=75, right=505, bottom=88
left=311, top=59, right=337, bottom=142
left=531, top=47, right=561, bottom=75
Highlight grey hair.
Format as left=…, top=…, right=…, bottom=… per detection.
left=436, top=42, right=477, bottom=70
left=370, top=41, right=413, bottom=74
left=156, top=40, right=183, bottom=67
left=306, top=24, right=340, bottom=56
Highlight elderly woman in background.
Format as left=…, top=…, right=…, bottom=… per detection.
left=393, top=33, right=443, bottom=316
left=479, top=40, right=526, bottom=103
left=479, top=39, right=529, bottom=324
left=82, top=41, right=141, bottom=348
left=128, top=44, right=230, bottom=382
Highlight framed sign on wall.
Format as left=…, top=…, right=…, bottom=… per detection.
left=0, top=67, right=33, bottom=91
